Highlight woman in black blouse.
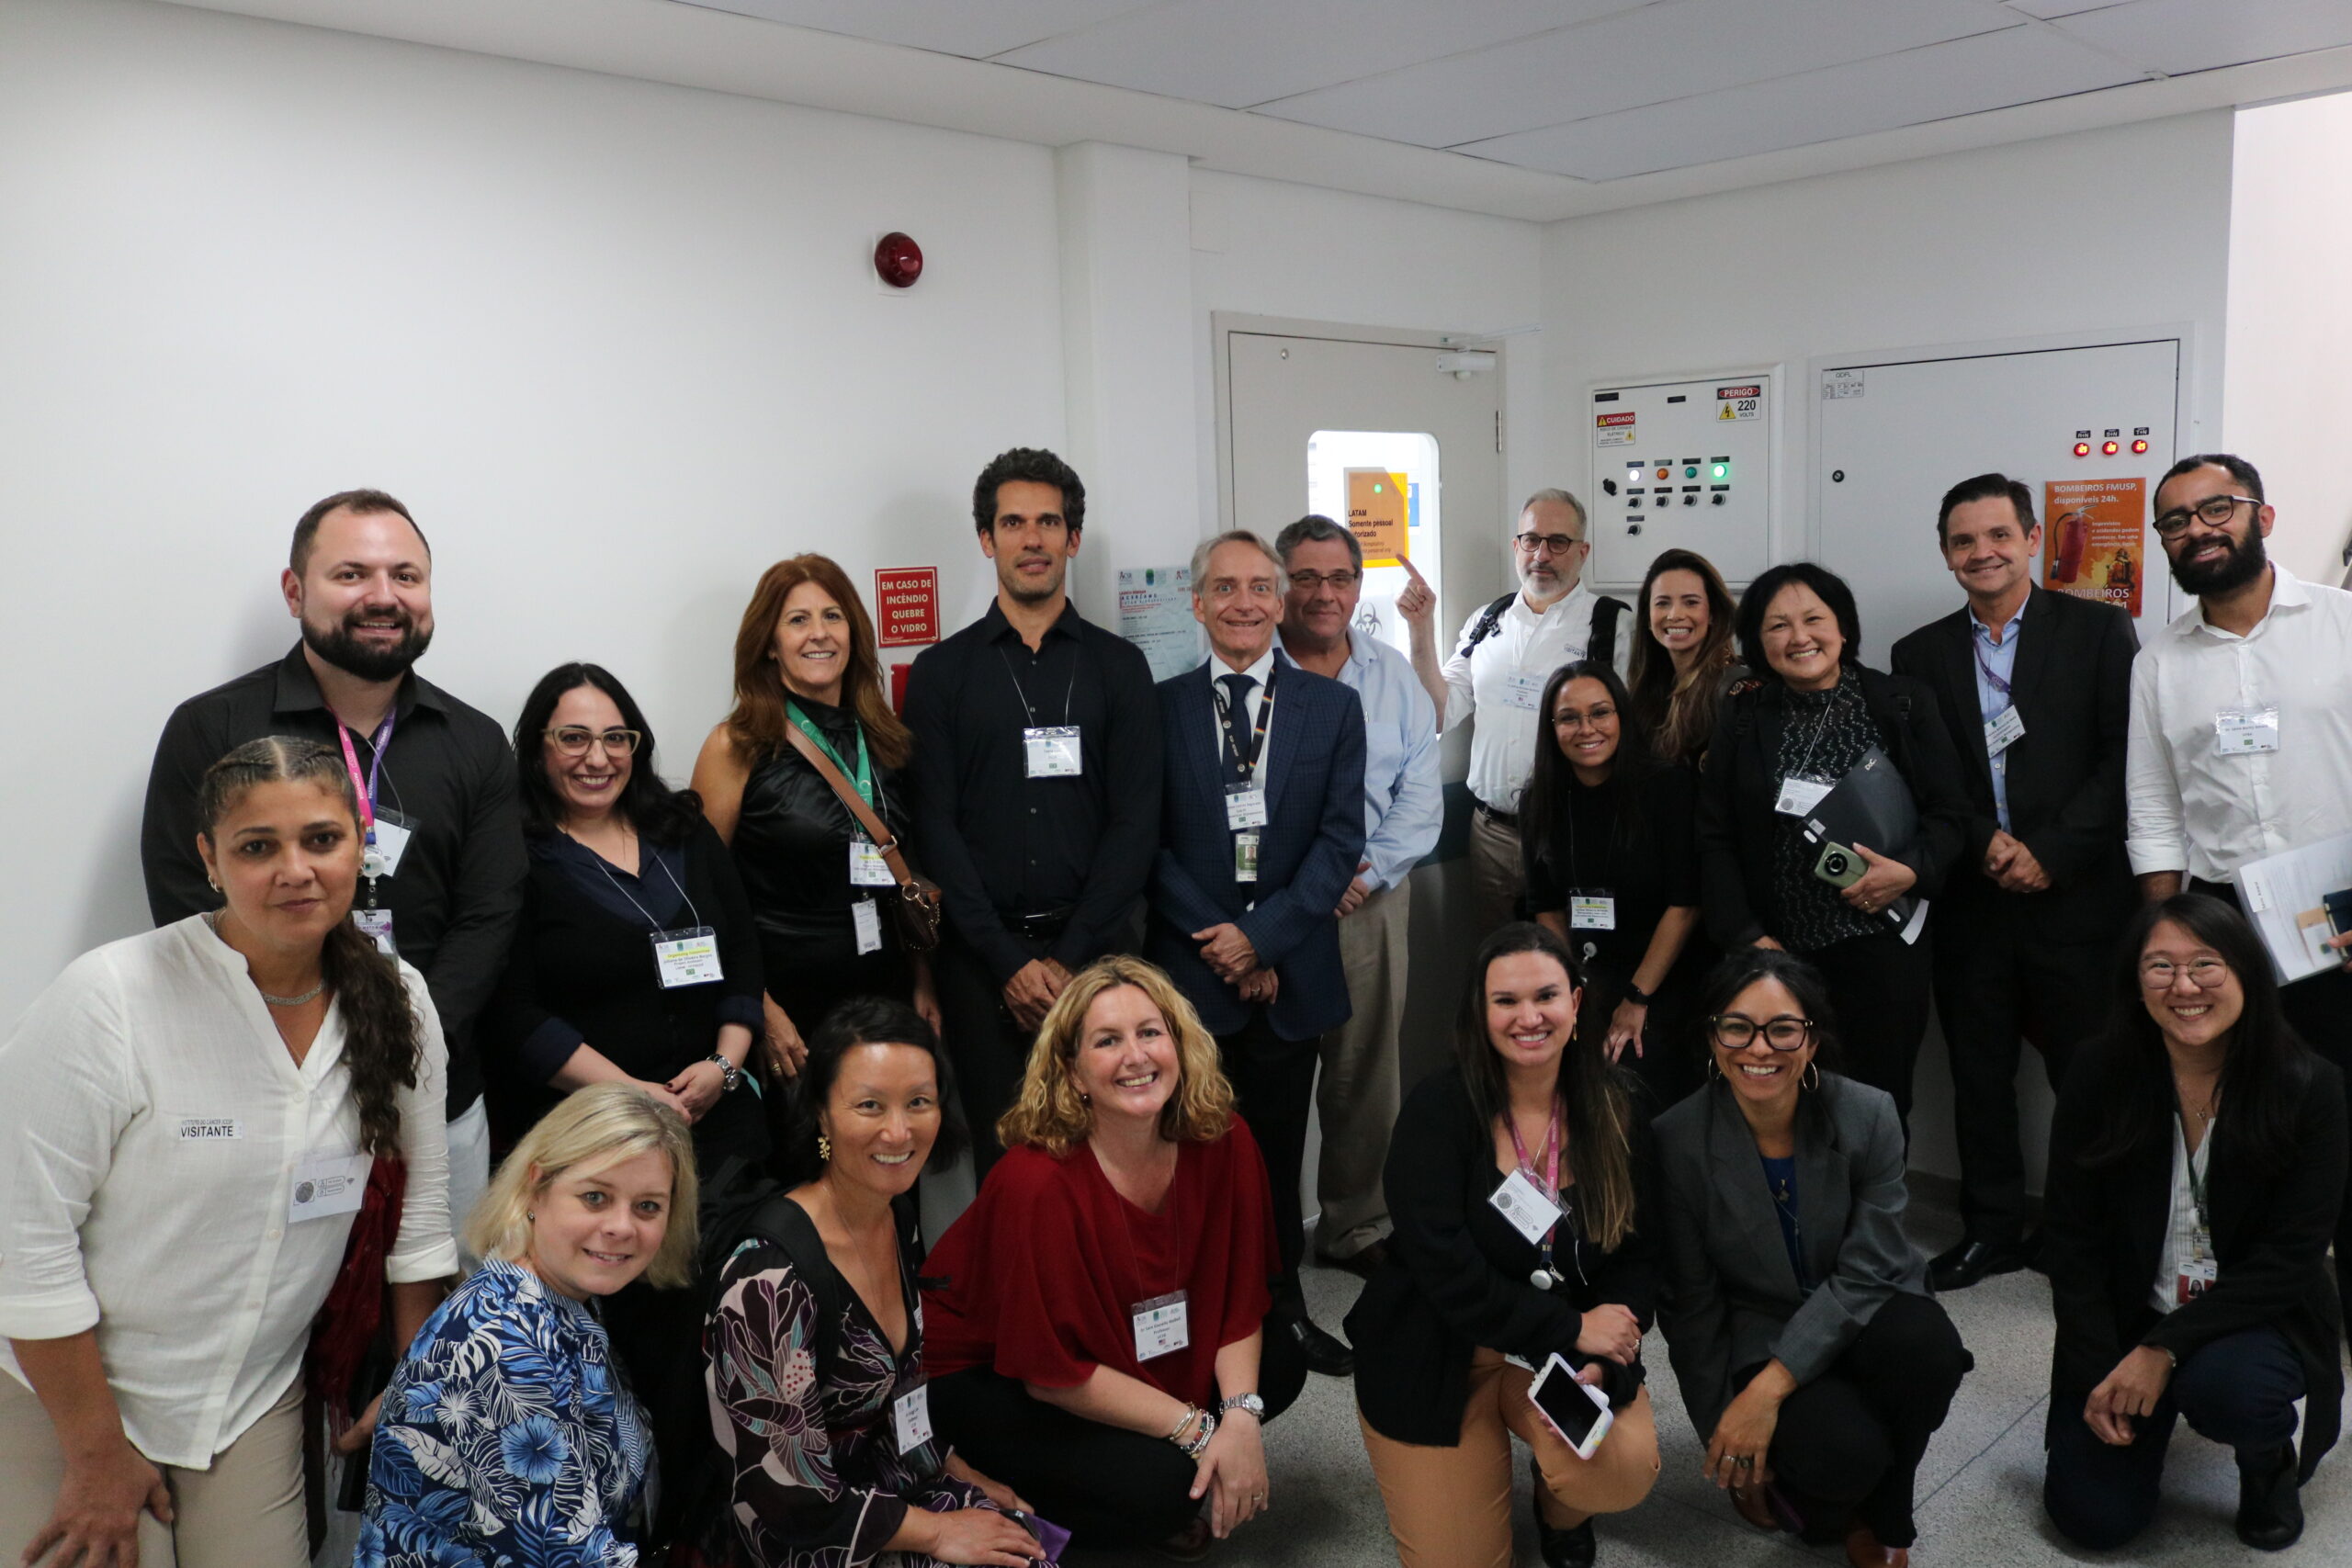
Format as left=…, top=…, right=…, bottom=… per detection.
left=1521, top=660, right=1708, bottom=1110
left=1349, top=923, right=1660, bottom=1568
left=1694, top=563, right=1969, bottom=1126
left=695, top=555, right=937, bottom=1101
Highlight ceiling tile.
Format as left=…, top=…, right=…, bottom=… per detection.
left=1462, top=22, right=2144, bottom=178
left=994, top=0, right=1647, bottom=109
left=668, top=0, right=1165, bottom=60
left=1254, top=0, right=2024, bottom=148
left=2051, top=0, right=2352, bottom=75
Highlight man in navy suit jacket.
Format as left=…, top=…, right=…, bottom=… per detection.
left=1150, top=530, right=1366, bottom=1375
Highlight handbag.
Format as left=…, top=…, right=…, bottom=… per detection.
left=782, top=723, right=944, bottom=953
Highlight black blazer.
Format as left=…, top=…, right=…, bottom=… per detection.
left=1888, top=587, right=2137, bottom=938
left=1348, top=1066, right=1658, bottom=1445
left=1694, top=666, right=1972, bottom=950
left=2042, top=1050, right=2346, bottom=1478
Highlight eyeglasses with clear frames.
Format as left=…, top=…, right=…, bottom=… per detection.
left=2139, top=957, right=2231, bottom=989
left=1709, top=1013, right=1815, bottom=1051
left=2151, top=494, right=2259, bottom=538
left=1514, top=532, right=1585, bottom=556
left=545, top=727, right=642, bottom=757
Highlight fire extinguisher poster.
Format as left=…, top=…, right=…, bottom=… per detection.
left=2042, top=477, right=2147, bottom=617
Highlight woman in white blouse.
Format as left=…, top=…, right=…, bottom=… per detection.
left=0, top=737, right=456, bottom=1568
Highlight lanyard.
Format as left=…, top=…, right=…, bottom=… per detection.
left=999, top=646, right=1078, bottom=728
left=1560, top=777, right=1617, bottom=891
left=1971, top=633, right=2016, bottom=711
left=1212, top=664, right=1279, bottom=783
left=335, top=714, right=395, bottom=842
left=1507, top=1099, right=1566, bottom=1264
left=2178, top=1115, right=2213, bottom=1233
left=787, top=701, right=874, bottom=809
left=577, top=834, right=703, bottom=932
left=1786, top=680, right=1852, bottom=784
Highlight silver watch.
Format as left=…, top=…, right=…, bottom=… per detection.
left=707, top=1052, right=742, bottom=1093
left=1220, top=1393, right=1266, bottom=1421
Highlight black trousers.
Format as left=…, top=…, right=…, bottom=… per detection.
left=1930, top=904, right=2114, bottom=1244
left=2044, top=1326, right=2304, bottom=1551
left=1737, top=1292, right=1970, bottom=1549
left=1217, top=1010, right=1319, bottom=1314
left=930, top=1322, right=1306, bottom=1549
left=933, top=932, right=1039, bottom=1182
left=1802, top=930, right=1933, bottom=1130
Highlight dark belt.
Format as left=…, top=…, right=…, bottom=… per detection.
left=1476, top=803, right=1520, bottom=829
left=1005, top=907, right=1076, bottom=938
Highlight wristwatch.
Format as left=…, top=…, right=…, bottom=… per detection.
left=1623, top=979, right=1653, bottom=1004
left=1220, top=1393, right=1267, bottom=1421
left=706, top=1052, right=743, bottom=1093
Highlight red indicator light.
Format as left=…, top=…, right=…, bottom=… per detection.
left=2132, top=439, right=2149, bottom=455
left=2073, top=442, right=2092, bottom=457
left=2102, top=440, right=2120, bottom=456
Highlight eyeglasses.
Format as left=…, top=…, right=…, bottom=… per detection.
left=2151, top=494, right=2258, bottom=538
left=2139, top=957, right=2231, bottom=989
left=1552, top=704, right=1618, bottom=729
left=1286, top=570, right=1361, bottom=592
left=1514, top=532, right=1585, bottom=556
left=544, top=727, right=641, bottom=757
left=1708, top=1013, right=1815, bottom=1051
left=1205, top=581, right=1282, bottom=601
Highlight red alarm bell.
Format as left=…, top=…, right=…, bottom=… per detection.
left=874, top=231, right=923, bottom=289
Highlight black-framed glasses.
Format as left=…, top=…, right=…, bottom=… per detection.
left=1708, top=1013, right=1814, bottom=1051
left=2139, top=957, right=2231, bottom=990
left=2152, top=494, right=2258, bottom=538
left=544, top=727, right=641, bottom=757
left=1287, top=569, right=1361, bottom=592
left=1514, top=531, right=1585, bottom=556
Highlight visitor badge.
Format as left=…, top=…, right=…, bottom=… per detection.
left=1132, top=1291, right=1190, bottom=1362
left=1570, top=893, right=1616, bottom=931
left=1983, top=706, right=2025, bottom=756
left=849, top=837, right=896, bottom=887
left=353, top=908, right=397, bottom=955
left=2177, top=1254, right=2217, bottom=1304
left=1500, top=671, right=1546, bottom=713
left=852, top=897, right=883, bottom=955
left=892, top=1382, right=933, bottom=1454
left=1775, top=776, right=1834, bottom=816
left=1488, top=1168, right=1564, bottom=1247
left=1224, top=784, right=1268, bottom=830
left=1234, top=831, right=1260, bottom=884
left=288, top=1152, right=369, bottom=1224
left=2215, top=705, right=2279, bottom=755
left=369, top=810, right=415, bottom=878
left=651, top=926, right=721, bottom=987
left=1023, top=725, right=1082, bottom=779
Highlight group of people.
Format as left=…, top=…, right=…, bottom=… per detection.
left=0, top=445, right=2347, bottom=1568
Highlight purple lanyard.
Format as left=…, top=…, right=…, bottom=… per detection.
left=1971, top=635, right=2014, bottom=705
left=334, top=714, right=395, bottom=844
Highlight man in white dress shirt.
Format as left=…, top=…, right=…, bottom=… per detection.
left=2125, top=450, right=2352, bottom=1342
left=1418, top=489, right=1631, bottom=935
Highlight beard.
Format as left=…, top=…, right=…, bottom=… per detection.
left=2167, top=525, right=2267, bottom=597
left=302, top=606, right=433, bottom=682
left=1001, top=557, right=1067, bottom=604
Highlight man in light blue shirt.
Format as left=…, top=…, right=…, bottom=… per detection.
left=1275, top=515, right=1443, bottom=1274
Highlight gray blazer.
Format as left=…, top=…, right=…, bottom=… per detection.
left=1653, top=1073, right=1930, bottom=1437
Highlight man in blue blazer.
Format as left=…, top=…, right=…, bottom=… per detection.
left=1150, top=529, right=1366, bottom=1375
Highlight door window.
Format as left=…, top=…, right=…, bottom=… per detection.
left=1306, top=429, right=1442, bottom=659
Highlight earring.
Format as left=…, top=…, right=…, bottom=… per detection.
left=1079, top=1091, right=1092, bottom=1107
left=526, top=1210, right=535, bottom=1222
left=1802, top=1061, right=1821, bottom=1091
left=817, top=1134, right=832, bottom=1162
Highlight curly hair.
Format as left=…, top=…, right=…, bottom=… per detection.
left=996, top=955, right=1236, bottom=1157
left=972, top=446, right=1086, bottom=537
left=198, top=737, right=420, bottom=1158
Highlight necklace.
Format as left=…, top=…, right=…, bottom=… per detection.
left=259, top=978, right=326, bottom=1008
left=2174, top=1075, right=2219, bottom=1122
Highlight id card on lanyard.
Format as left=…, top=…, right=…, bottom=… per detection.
left=338, top=716, right=401, bottom=951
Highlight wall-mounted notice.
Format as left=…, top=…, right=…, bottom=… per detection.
left=874, top=567, right=939, bottom=647
left=1346, top=467, right=1410, bottom=566
left=1595, top=411, right=1637, bottom=447
left=1716, top=383, right=1763, bottom=421
left=1119, top=564, right=1201, bottom=682
left=2041, top=478, right=2146, bottom=616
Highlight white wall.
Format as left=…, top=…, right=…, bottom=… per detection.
left=2226, top=89, right=2352, bottom=586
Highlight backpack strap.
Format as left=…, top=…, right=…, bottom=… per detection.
left=1456, top=592, right=1516, bottom=659
left=750, top=1193, right=850, bottom=1371
left=1589, top=594, right=1630, bottom=669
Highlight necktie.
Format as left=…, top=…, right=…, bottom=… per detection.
left=1218, top=673, right=1257, bottom=784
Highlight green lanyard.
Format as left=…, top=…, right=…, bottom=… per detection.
left=787, top=700, right=874, bottom=811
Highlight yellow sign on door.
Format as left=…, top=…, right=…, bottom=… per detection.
left=1347, top=468, right=1410, bottom=567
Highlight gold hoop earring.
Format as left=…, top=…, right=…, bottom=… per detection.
left=1802, top=1061, right=1821, bottom=1091
left=817, top=1134, right=832, bottom=1162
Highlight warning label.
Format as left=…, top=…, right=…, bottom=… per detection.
left=874, top=567, right=939, bottom=648
left=1717, top=384, right=1763, bottom=422
left=1595, top=411, right=1636, bottom=447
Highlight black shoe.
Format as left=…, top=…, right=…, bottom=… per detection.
left=1286, top=1314, right=1355, bottom=1377
left=1928, top=1238, right=2030, bottom=1292
left=2236, top=1441, right=2302, bottom=1550
left=1316, top=1237, right=1392, bottom=1280
left=1532, top=1455, right=1598, bottom=1565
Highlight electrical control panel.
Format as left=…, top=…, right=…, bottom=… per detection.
left=1587, top=373, right=1773, bottom=590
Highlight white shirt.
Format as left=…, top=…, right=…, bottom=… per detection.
left=1203, top=645, right=1280, bottom=783
left=1440, top=581, right=1630, bottom=812
left=2126, top=564, right=2352, bottom=885
left=2150, top=1118, right=2213, bottom=1316
left=0, top=917, right=457, bottom=1468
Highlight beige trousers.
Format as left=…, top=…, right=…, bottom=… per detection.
left=1362, top=1349, right=1660, bottom=1568
left=1468, top=807, right=1525, bottom=938
left=1316, top=879, right=1411, bottom=1259
left=0, top=1372, right=308, bottom=1568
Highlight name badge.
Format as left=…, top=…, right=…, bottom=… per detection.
left=2177, top=1253, right=2218, bottom=1304
left=1488, top=1168, right=1564, bottom=1247
left=849, top=837, right=897, bottom=887
left=1023, top=725, right=1083, bottom=779
left=1132, top=1291, right=1190, bottom=1362
left=353, top=908, right=397, bottom=955
left=891, top=1382, right=933, bottom=1454
left=852, top=897, right=883, bottom=956
left=1234, top=831, right=1260, bottom=884
left=1775, top=776, right=1834, bottom=817
left=369, top=810, right=415, bottom=878
left=1983, top=705, right=2025, bottom=756
left=2215, top=705, right=2279, bottom=755
left=1224, top=785, right=1268, bottom=830
left=651, top=926, right=722, bottom=987
left=1499, top=671, right=1546, bottom=713
left=1569, top=893, right=1616, bottom=931
left=179, top=1118, right=242, bottom=1141
left=289, top=1152, right=370, bottom=1224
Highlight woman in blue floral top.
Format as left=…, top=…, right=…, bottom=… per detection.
left=362, top=1083, right=699, bottom=1568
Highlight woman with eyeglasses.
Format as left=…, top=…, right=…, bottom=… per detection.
left=2041, top=895, right=2345, bottom=1553
left=1521, top=660, right=1708, bottom=1110
left=1655, top=950, right=1968, bottom=1568
left=485, top=661, right=766, bottom=1548
left=1625, top=548, right=1745, bottom=769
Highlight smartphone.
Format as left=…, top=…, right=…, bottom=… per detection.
left=1812, top=840, right=1866, bottom=889
left=1527, top=1353, right=1614, bottom=1461
left=1010, top=1510, right=1072, bottom=1561
left=2324, top=888, right=2352, bottom=940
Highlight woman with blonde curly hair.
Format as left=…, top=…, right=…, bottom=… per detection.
left=922, top=955, right=1306, bottom=1556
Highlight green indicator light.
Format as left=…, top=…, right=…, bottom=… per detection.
left=1684, top=465, right=1698, bottom=479
left=1712, top=463, right=1729, bottom=479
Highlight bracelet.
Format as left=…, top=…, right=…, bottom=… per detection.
left=1623, top=979, right=1653, bottom=1004
left=1177, top=1409, right=1219, bottom=1458
left=1165, top=1405, right=1200, bottom=1443
left=706, top=1052, right=742, bottom=1093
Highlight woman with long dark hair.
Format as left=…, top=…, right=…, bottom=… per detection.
left=2041, top=895, right=2345, bottom=1552
left=1655, top=949, right=1968, bottom=1568
left=1521, top=660, right=1708, bottom=1109
left=1626, top=548, right=1743, bottom=768
left=1350, top=923, right=1661, bottom=1568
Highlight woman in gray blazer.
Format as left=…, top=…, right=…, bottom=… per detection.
left=1654, top=949, right=1970, bottom=1568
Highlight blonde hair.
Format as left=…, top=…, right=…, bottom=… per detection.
left=467, top=1084, right=701, bottom=1290
left=996, top=956, right=1236, bottom=1157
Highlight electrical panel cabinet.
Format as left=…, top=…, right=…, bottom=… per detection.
left=1587, top=373, right=1774, bottom=591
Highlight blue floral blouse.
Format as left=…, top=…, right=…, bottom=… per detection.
left=361, top=1259, right=650, bottom=1568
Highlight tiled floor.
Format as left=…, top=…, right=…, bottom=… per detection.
left=1076, top=1183, right=2352, bottom=1566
